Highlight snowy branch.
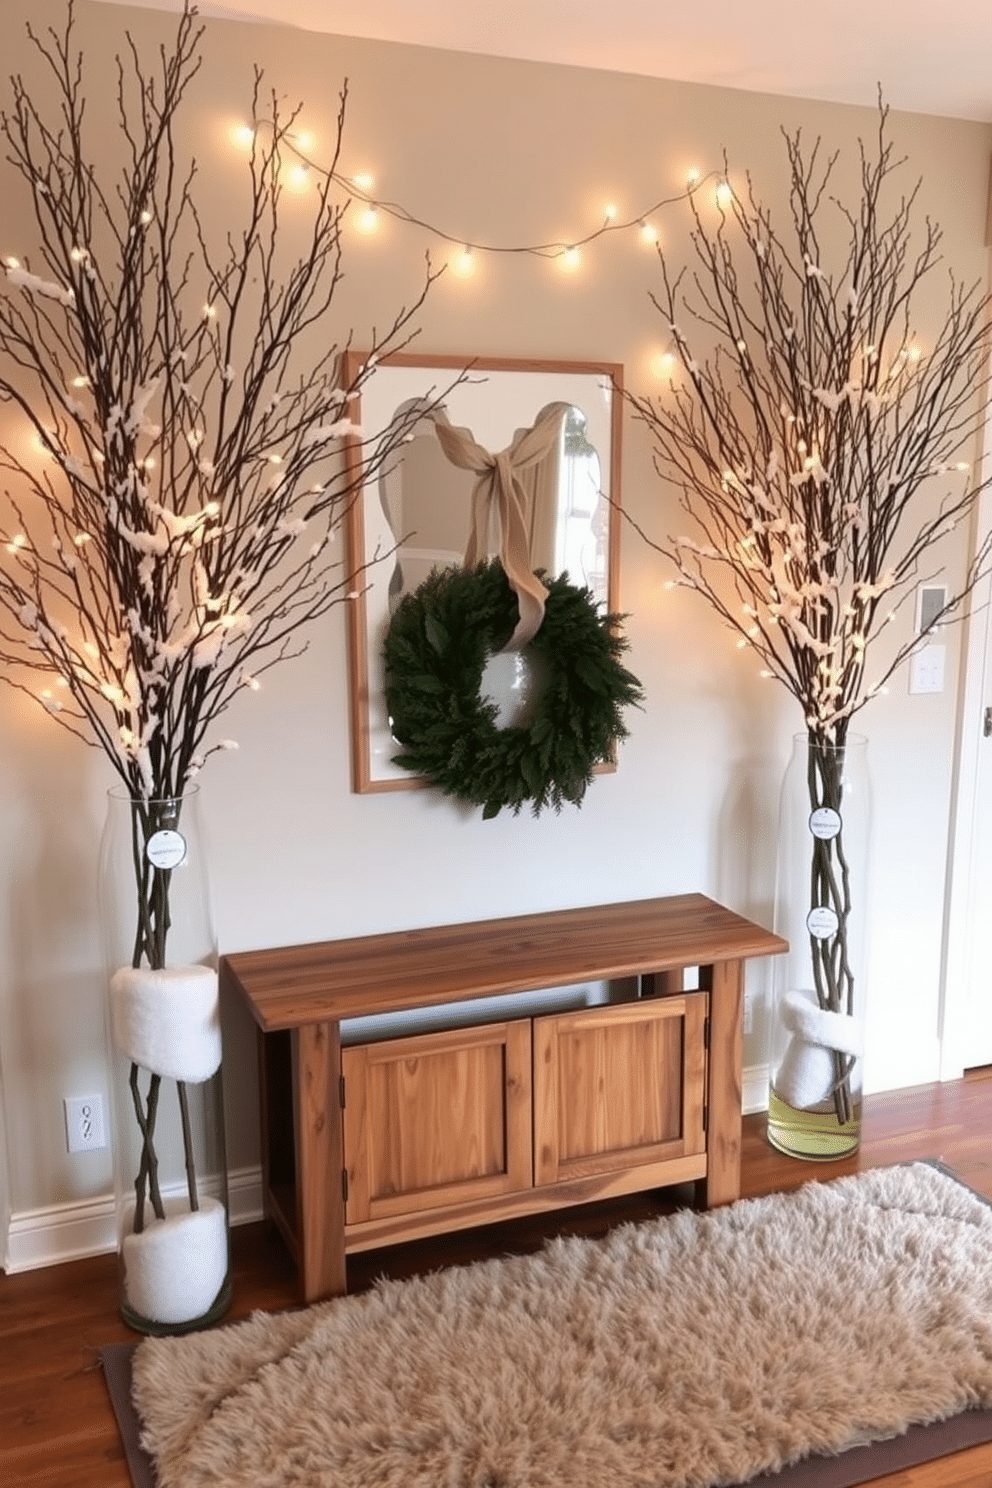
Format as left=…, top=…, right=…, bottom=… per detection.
left=0, top=1, right=446, bottom=800
left=628, top=104, right=992, bottom=748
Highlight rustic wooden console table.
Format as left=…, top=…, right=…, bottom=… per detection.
left=221, top=893, right=786, bottom=1302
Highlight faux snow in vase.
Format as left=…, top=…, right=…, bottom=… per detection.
left=767, top=733, right=871, bottom=1160
left=99, top=785, right=231, bottom=1334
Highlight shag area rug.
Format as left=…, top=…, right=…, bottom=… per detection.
left=129, top=1163, right=992, bottom=1488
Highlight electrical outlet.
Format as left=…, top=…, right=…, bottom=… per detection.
left=64, top=1093, right=107, bottom=1153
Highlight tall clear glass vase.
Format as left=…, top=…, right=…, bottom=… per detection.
left=767, top=733, right=871, bottom=1160
left=99, top=785, right=231, bottom=1334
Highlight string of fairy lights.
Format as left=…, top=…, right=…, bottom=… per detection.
left=217, top=117, right=952, bottom=702
left=230, top=120, right=929, bottom=408
left=230, top=117, right=724, bottom=288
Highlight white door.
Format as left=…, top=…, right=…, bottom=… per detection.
left=943, top=476, right=992, bottom=1075
left=965, top=725, right=992, bottom=1066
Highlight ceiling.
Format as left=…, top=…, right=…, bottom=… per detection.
left=93, top=0, right=992, bottom=123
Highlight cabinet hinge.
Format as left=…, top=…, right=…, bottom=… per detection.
left=342, top=1168, right=349, bottom=1202
left=339, top=1075, right=346, bottom=1108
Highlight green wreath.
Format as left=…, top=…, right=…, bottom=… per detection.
left=383, top=559, right=643, bottom=818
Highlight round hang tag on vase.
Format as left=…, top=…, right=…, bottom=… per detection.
left=147, top=829, right=187, bottom=869
left=806, top=904, right=839, bottom=939
left=809, top=807, right=841, bottom=840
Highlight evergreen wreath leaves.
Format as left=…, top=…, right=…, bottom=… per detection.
left=383, top=560, right=643, bottom=818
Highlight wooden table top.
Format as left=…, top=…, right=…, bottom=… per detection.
left=220, top=893, right=787, bottom=1032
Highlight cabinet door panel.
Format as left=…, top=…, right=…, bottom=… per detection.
left=534, top=994, right=708, bottom=1187
left=343, top=1021, right=532, bottom=1224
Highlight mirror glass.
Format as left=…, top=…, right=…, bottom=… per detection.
left=344, top=354, right=622, bottom=791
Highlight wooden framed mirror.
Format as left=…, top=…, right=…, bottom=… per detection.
left=342, top=352, right=623, bottom=793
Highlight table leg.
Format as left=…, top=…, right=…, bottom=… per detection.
left=701, top=958, right=744, bottom=1208
left=292, top=1020, right=346, bottom=1302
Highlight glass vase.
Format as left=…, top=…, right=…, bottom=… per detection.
left=98, top=785, right=231, bottom=1334
left=767, top=732, right=871, bottom=1160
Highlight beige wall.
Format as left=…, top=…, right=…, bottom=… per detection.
left=1, top=0, right=989, bottom=1224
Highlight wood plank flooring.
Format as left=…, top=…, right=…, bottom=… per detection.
left=1, top=1068, right=990, bottom=1488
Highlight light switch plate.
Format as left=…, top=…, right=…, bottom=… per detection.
left=909, top=644, right=946, bottom=695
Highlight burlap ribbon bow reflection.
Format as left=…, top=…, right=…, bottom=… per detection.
left=429, top=402, right=568, bottom=650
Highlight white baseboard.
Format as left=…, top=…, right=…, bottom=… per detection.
left=4, top=1074, right=771, bottom=1275
left=743, top=1062, right=769, bottom=1116
left=3, top=1165, right=264, bottom=1275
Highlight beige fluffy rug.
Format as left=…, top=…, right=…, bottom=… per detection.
left=132, top=1163, right=992, bottom=1488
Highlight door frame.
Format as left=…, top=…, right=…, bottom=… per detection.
left=0, top=1052, right=10, bottom=1268
left=940, top=328, right=992, bottom=1079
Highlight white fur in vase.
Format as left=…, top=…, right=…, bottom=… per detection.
left=775, top=989, right=864, bottom=1110
left=110, top=964, right=221, bottom=1083
left=122, top=1195, right=228, bottom=1326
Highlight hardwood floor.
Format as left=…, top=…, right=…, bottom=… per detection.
left=1, top=1068, right=991, bottom=1488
